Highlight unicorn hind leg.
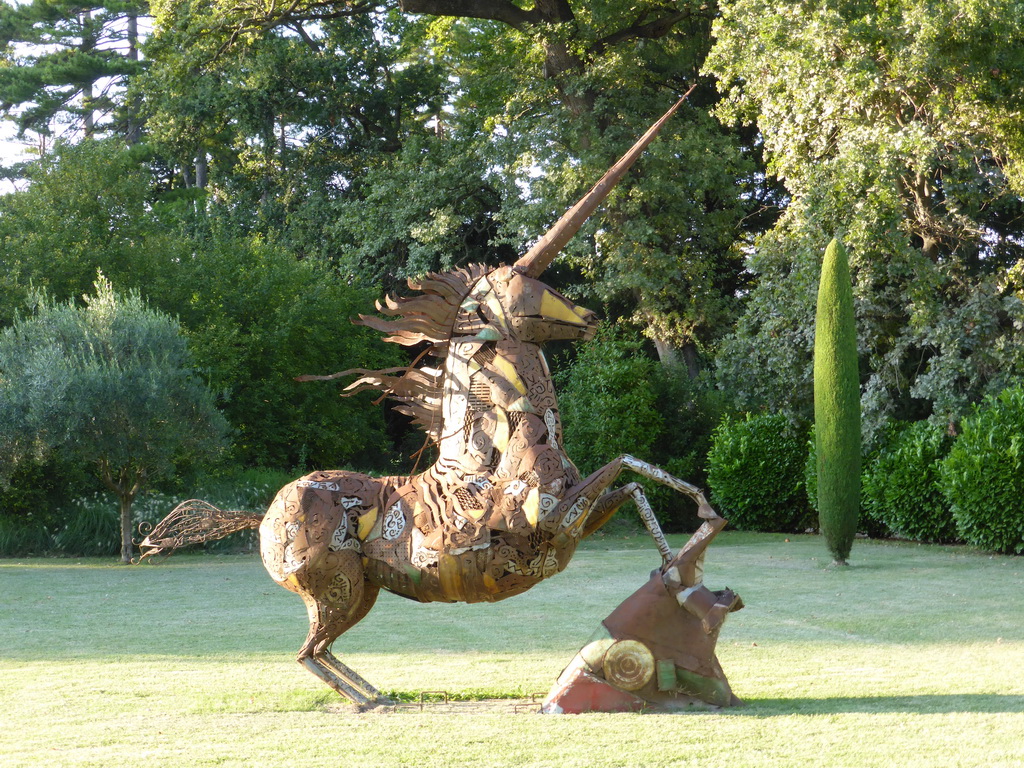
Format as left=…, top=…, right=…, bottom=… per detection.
left=293, top=549, right=385, bottom=707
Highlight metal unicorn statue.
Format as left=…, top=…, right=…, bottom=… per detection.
left=140, top=90, right=743, bottom=712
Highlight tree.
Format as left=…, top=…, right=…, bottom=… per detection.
left=0, top=275, right=226, bottom=562
left=155, top=230, right=402, bottom=470
left=139, top=5, right=451, bottom=220
left=0, top=0, right=147, bottom=148
left=707, top=0, right=1024, bottom=437
left=0, top=138, right=164, bottom=326
left=814, top=238, right=860, bottom=565
left=0, top=138, right=399, bottom=471
left=138, top=0, right=767, bottom=367
left=417, top=3, right=765, bottom=371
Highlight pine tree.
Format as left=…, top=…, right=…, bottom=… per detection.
left=0, top=0, right=145, bottom=144
left=814, top=238, right=860, bottom=565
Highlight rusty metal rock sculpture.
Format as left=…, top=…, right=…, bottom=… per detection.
left=541, top=516, right=742, bottom=713
left=140, top=89, right=742, bottom=711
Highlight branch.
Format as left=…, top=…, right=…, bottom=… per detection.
left=589, top=10, right=692, bottom=56
left=214, top=0, right=377, bottom=58
left=97, top=458, right=123, bottom=496
left=398, top=0, right=563, bottom=29
left=289, top=21, right=321, bottom=51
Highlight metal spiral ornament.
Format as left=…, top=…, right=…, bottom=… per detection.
left=602, top=640, right=655, bottom=691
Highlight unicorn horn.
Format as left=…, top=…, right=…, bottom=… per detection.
left=513, top=84, right=696, bottom=278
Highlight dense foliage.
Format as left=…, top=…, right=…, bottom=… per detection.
left=861, top=420, right=956, bottom=543
left=708, top=0, right=1024, bottom=440
left=558, top=325, right=725, bottom=530
left=940, top=386, right=1024, bottom=554
left=0, top=140, right=399, bottom=471
left=1, top=0, right=1023, bottom=555
left=706, top=413, right=810, bottom=532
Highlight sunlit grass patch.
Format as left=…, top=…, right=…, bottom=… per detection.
left=2, top=533, right=1022, bottom=767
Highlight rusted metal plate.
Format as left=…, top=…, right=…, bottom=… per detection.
left=542, top=519, right=743, bottom=713
left=541, top=666, right=647, bottom=714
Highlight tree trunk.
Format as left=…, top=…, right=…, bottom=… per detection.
left=84, top=82, right=95, bottom=137
left=195, top=152, right=208, bottom=189
left=99, top=460, right=143, bottom=564
left=80, top=10, right=95, bottom=137
left=279, top=116, right=287, bottom=170
left=654, top=338, right=701, bottom=379
left=125, top=14, right=143, bottom=144
left=680, top=344, right=701, bottom=380
left=119, top=492, right=135, bottom=564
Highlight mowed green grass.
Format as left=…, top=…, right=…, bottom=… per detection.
left=2, top=532, right=1022, bottom=768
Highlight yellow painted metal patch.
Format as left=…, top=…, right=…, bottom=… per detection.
left=485, top=294, right=509, bottom=330
left=541, top=290, right=585, bottom=325
left=358, top=507, right=378, bottom=539
left=493, top=354, right=528, bottom=395
left=493, top=409, right=510, bottom=452
left=523, top=487, right=540, bottom=526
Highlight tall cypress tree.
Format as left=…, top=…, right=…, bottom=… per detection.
left=814, top=238, right=860, bottom=565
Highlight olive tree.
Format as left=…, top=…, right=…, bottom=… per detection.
left=0, top=276, right=227, bottom=562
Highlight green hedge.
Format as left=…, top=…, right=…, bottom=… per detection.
left=558, top=325, right=725, bottom=531
left=940, top=386, right=1024, bottom=554
left=707, top=412, right=811, bottom=532
left=0, top=466, right=294, bottom=557
left=862, top=420, right=956, bottom=543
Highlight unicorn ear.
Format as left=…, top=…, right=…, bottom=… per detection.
left=513, top=86, right=695, bottom=279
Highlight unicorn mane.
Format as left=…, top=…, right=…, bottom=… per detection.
left=341, top=264, right=493, bottom=443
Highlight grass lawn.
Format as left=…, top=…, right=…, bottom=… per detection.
left=1, top=531, right=1022, bottom=767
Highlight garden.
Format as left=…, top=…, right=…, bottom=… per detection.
left=2, top=0, right=1024, bottom=764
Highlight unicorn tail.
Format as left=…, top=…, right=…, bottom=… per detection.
left=137, top=499, right=262, bottom=562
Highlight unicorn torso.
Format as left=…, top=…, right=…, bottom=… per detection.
left=357, top=337, right=586, bottom=603
left=262, top=264, right=599, bottom=605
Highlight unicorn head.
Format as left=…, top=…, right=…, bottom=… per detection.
left=317, top=91, right=693, bottom=446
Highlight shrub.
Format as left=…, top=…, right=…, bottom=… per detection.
left=52, top=495, right=121, bottom=556
left=0, top=515, right=52, bottom=556
left=558, top=325, right=727, bottom=531
left=558, top=325, right=662, bottom=479
left=647, top=368, right=729, bottom=531
left=940, top=386, right=1024, bottom=554
left=561, top=325, right=729, bottom=536
left=706, top=412, right=811, bottom=532
left=0, top=458, right=96, bottom=555
left=201, top=466, right=297, bottom=511
left=862, top=420, right=956, bottom=543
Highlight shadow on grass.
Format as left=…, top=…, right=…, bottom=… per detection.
left=732, top=694, right=1024, bottom=716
